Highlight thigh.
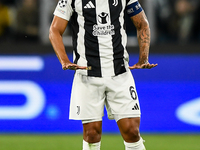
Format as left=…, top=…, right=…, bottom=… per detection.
left=69, top=73, right=105, bottom=120
left=106, top=71, right=141, bottom=117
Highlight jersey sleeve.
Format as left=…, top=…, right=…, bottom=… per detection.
left=53, top=0, right=74, bottom=21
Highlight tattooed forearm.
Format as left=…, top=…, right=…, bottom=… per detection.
left=138, top=27, right=150, bottom=45
left=131, top=11, right=150, bottom=63
left=137, top=26, right=150, bottom=63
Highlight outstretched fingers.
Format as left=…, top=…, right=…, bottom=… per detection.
left=141, top=63, right=158, bottom=69
left=62, top=63, right=89, bottom=70
left=129, top=63, right=158, bottom=70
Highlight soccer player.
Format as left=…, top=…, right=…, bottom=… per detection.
left=49, top=0, right=157, bottom=149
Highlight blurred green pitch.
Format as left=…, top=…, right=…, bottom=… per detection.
left=0, top=134, right=200, bottom=150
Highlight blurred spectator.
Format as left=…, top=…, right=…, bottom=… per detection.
left=16, top=0, right=39, bottom=42
left=170, top=0, right=199, bottom=43
left=3, top=0, right=15, bottom=5
left=154, top=0, right=200, bottom=44
left=0, top=0, right=11, bottom=41
left=154, top=0, right=173, bottom=42
left=189, top=0, right=200, bottom=42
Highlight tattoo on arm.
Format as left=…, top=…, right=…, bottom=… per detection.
left=138, top=27, right=150, bottom=45
left=131, top=11, right=150, bottom=63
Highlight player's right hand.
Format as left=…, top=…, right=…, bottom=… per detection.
left=62, top=63, right=87, bottom=70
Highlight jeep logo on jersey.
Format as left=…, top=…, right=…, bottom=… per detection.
left=98, top=12, right=109, bottom=24
left=59, top=0, right=67, bottom=8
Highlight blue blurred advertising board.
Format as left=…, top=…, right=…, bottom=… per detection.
left=0, top=54, right=200, bottom=133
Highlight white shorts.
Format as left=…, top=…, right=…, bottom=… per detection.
left=69, top=70, right=141, bottom=122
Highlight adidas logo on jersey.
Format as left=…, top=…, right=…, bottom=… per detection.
left=132, top=103, right=139, bottom=110
left=84, top=1, right=95, bottom=8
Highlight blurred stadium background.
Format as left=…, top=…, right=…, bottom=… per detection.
left=0, top=0, right=200, bottom=150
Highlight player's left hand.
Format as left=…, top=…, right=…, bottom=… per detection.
left=129, top=62, right=158, bottom=69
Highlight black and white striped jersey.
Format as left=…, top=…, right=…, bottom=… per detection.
left=54, top=0, right=141, bottom=77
